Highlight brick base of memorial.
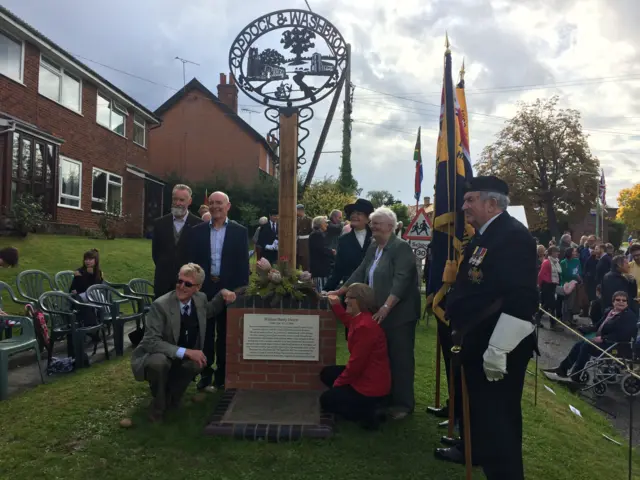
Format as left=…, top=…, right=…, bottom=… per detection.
left=204, top=296, right=337, bottom=441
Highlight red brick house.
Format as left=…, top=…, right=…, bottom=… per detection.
left=0, top=6, right=164, bottom=237
left=149, top=76, right=276, bottom=185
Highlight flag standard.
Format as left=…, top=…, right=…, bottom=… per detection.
left=414, top=127, right=423, bottom=204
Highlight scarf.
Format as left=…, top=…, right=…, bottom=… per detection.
left=549, top=257, right=561, bottom=284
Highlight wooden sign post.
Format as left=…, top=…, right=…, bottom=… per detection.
left=278, top=111, right=299, bottom=269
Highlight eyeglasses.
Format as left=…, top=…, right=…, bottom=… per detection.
left=176, top=278, right=199, bottom=288
left=614, top=298, right=628, bottom=303
left=345, top=295, right=356, bottom=301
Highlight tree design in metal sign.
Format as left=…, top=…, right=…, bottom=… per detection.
left=229, top=10, right=348, bottom=109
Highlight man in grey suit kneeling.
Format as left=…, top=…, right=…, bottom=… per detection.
left=131, top=263, right=236, bottom=422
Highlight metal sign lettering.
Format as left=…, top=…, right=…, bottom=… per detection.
left=229, top=9, right=348, bottom=109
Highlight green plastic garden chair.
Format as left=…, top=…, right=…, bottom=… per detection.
left=16, top=270, right=55, bottom=306
left=0, top=315, right=44, bottom=400
left=86, top=284, right=144, bottom=356
left=54, top=270, right=75, bottom=293
left=39, top=291, right=108, bottom=369
left=0, top=281, right=29, bottom=339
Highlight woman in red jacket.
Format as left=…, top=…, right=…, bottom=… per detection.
left=323, top=283, right=391, bottom=429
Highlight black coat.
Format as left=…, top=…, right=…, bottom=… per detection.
left=151, top=213, right=202, bottom=298
left=601, top=271, right=639, bottom=314
left=69, top=266, right=103, bottom=294
left=596, top=254, right=612, bottom=286
left=256, top=221, right=278, bottom=264
left=446, top=212, right=538, bottom=359
left=309, top=230, right=334, bottom=278
left=188, top=220, right=250, bottom=299
left=591, top=307, right=638, bottom=344
left=324, top=227, right=372, bottom=291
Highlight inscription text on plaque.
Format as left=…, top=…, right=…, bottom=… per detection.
left=243, top=314, right=320, bottom=361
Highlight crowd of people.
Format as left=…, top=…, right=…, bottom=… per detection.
left=3, top=177, right=640, bottom=480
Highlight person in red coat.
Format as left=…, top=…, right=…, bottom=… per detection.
left=322, top=283, right=391, bottom=429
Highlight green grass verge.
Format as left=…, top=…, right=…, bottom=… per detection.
left=0, top=235, right=637, bottom=479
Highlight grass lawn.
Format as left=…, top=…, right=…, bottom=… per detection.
left=0, top=235, right=638, bottom=479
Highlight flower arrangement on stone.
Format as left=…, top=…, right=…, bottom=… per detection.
left=245, top=256, right=317, bottom=305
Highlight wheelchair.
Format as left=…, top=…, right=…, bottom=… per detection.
left=577, top=339, right=640, bottom=398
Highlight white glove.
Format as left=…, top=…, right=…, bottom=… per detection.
left=265, top=244, right=275, bottom=251
left=482, top=313, right=535, bottom=382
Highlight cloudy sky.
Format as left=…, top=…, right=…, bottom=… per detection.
left=6, top=0, right=639, bottom=206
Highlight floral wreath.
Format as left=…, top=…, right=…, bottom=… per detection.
left=245, top=256, right=319, bottom=306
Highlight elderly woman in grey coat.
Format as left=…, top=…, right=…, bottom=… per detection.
left=328, top=206, right=421, bottom=419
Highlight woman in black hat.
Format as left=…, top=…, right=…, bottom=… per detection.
left=324, top=199, right=374, bottom=293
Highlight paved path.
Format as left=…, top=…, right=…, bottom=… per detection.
left=536, top=315, right=640, bottom=447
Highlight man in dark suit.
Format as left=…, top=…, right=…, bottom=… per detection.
left=595, top=243, right=613, bottom=287
left=151, top=184, right=202, bottom=299
left=188, top=191, right=250, bottom=391
left=435, top=176, right=538, bottom=480
left=324, top=199, right=374, bottom=292
left=257, top=211, right=279, bottom=264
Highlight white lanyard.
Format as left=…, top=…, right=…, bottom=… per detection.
left=368, top=247, right=384, bottom=288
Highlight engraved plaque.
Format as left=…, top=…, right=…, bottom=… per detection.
left=243, top=314, right=320, bottom=361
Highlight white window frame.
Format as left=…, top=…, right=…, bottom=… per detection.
left=91, top=167, right=123, bottom=214
left=38, top=55, right=82, bottom=113
left=96, top=92, right=128, bottom=137
left=0, top=29, right=25, bottom=83
left=57, top=156, right=83, bottom=210
left=133, top=113, right=146, bottom=147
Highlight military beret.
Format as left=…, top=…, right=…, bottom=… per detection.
left=464, top=175, right=509, bottom=196
left=296, top=204, right=305, bottom=209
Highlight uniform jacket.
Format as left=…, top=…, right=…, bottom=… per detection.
left=130, top=290, right=225, bottom=381
left=324, top=227, right=372, bottom=291
left=257, top=221, right=278, bottom=264
left=331, top=303, right=391, bottom=397
left=446, top=211, right=538, bottom=359
left=345, top=234, right=420, bottom=328
left=151, top=213, right=202, bottom=298
left=188, top=220, right=250, bottom=299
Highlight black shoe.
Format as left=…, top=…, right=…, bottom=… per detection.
left=434, top=446, right=479, bottom=466
left=426, top=404, right=449, bottom=418
left=438, top=419, right=449, bottom=429
left=197, top=375, right=212, bottom=391
left=440, top=435, right=461, bottom=447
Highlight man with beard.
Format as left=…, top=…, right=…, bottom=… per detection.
left=152, top=184, right=202, bottom=298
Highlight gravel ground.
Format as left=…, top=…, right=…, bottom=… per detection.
left=535, top=314, right=640, bottom=447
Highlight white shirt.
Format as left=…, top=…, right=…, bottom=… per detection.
left=478, top=212, right=502, bottom=235
left=175, top=299, right=193, bottom=359
left=354, top=228, right=367, bottom=248
left=173, top=216, right=187, bottom=234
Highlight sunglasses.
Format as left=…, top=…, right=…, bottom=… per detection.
left=614, top=298, right=628, bottom=303
left=176, top=278, right=198, bottom=288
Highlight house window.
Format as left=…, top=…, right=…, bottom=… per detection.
left=10, top=132, right=56, bottom=215
left=0, top=30, right=23, bottom=82
left=91, top=168, right=123, bottom=213
left=38, top=57, right=82, bottom=112
left=58, top=156, right=82, bottom=209
left=96, top=93, right=126, bottom=136
left=133, top=113, right=146, bottom=147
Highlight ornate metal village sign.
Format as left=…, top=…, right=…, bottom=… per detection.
left=229, top=9, right=348, bottom=111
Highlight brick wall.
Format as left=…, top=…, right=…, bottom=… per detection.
left=225, top=307, right=337, bottom=391
left=0, top=40, right=152, bottom=236
left=148, top=89, right=266, bottom=185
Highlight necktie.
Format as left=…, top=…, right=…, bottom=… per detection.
left=272, top=222, right=276, bottom=233
left=182, top=304, right=190, bottom=317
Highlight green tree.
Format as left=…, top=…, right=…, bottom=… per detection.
left=338, top=83, right=358, bottom=195
left=301, top=177, right=356, bottom=218
left=366, top=190, right=399, bottom=208
left=617, top=183, right=640, bottom=235
left=389, top=203, right=410, bottom=226
left=475, top=96, right=599, bottom=239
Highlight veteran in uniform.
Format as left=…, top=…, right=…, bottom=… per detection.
left=435, top=176, right=538, bottom=480
left=296, top=204, right=313, bottom=271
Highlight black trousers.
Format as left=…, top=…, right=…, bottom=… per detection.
left=460, top=334, right=535, bottom=480
left=437, top=320, right=462, bottom=421
left=319, top=366, right=385, bottom=422
left=201, top=283, right=227, bottom=387
left=535, top=282, right=559, bottom=327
